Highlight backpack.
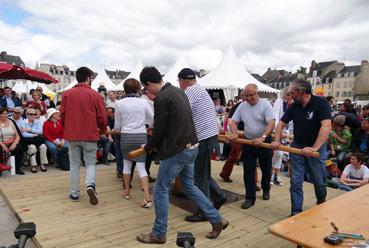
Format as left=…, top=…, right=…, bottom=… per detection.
left=56, top=147, right=70, bottom=171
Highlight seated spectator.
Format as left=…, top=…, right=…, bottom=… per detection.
left=98, top=131, right=112, bottom=165
left=359, top=105, right=369, bottom=122
left=36, top=86, right=55, bottom=108
left=10, top=106, right=25, bottom=128
left=334, top=112, right=361, bottom=133
left=34, top=105, right=47, bottom=126
left=351, top=114, right=369, bottom=164
left=332, top=153, right=369, bottom=191
left=1, top=87, right=22, bottom=116
left=20, top=108, right=48, bottom=173
left=43, top=108, right=69, bottom=167
left=24, top=90, right=47, bottom=115
left=329, top=120, right=351, bottom=171
left=0, top=107, right=24, bottom=175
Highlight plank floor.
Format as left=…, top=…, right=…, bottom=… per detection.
left=0, top=161, right=344, bottom=248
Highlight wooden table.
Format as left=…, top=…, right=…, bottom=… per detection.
left=268, top=184, right=369, bottom=248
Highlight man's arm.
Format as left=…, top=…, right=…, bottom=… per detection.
left=253, top=119, right=275, bottom=146
left=312, top=119, right=331, bottom=150
left=271, top=121, right=287, bottom=148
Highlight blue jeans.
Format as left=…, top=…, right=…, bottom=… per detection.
left=69, top=141, right=97, bottom=197
left=113, top=135, right=123, bottom=173
left=99, top=136, right=111, bottom=163
left=45, top=140, right=69, bottom=163
left=152, top=147, right=222, bottom=237
left=242, top=137, right=273, bottom=202
left=289, top=143, right=327, bottom=215
left=194, top=136, right=224, bottom=204
left=331, top=177, right=353, bottom=191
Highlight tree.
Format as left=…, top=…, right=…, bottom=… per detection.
left=296, top=66, right=307, bottom=75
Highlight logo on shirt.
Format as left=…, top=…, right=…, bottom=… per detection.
left=306, top=111, right=314, bottom=120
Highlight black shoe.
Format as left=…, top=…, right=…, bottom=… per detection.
left=16, top=170, right=25, bottom=175
left=184, top=213, right=207, bottom=222
left=317, top=199, right=326, bottom=205
left=69, top=194, right=79, bottom=201
left=255, top=185, right=261, bottom=191
left=219, top=174, right=233, bottom=183
left=262, top=191, right=270, bottom=200
left=241, top=200, right=254, bottom=209
left=214, top=196, right=227, bottom=210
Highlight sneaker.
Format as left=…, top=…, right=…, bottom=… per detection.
left=87, top=186, right=98, bottom=205
left=273, top=175, right=284, bottom=186
left=69, top=194, right=79, bottom=202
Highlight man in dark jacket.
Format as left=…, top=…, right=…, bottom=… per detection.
left=351, top=114, right=369, bottom=164
left=136, top=67, right=228, bottom=245
left=1, top=87, right=22, bottom=113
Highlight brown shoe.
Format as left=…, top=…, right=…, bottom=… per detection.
left=206, top=219, right=229, bottom=239
left=136, top=232, right=166, bottom=244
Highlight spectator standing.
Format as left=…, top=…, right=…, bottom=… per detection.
left=60, top=67, right=107, bottom=205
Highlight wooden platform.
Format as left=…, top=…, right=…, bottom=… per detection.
left=0, top=161, right=344, bottom=248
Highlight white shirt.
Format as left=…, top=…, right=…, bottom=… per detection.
left=114, top=97, right=154, bottom=134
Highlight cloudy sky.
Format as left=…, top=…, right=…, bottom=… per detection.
left=1, top=0, right=369, bottom=74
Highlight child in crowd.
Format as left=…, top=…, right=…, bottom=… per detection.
left=332, top=153, right=369, bottom=191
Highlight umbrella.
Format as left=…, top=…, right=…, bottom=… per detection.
left=0, top=63, right=58, bottom=84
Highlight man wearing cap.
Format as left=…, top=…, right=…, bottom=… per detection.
left=178, top=68, right=227, bottom=222
left=136, top=66, right=228, bottom=245
left=272, top=79, right=331, bottom=216
left=60, top=66, right=107, bottom=206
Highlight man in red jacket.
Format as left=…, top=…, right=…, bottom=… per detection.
left=60, top=67, right=107, bottom=205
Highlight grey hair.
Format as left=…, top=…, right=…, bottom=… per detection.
left=245, top=83, right=259, bottom=92
left=292, top=79, right=312, bottom=94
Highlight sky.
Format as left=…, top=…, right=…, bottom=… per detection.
left=1, top=0, right=369, bottom=75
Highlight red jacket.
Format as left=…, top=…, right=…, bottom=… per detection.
left=43, top=119, right=64, bottom=142
left=60, top=83, right=107, bottom=141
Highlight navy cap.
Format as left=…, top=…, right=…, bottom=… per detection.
left=178, top=68, right=196, bottom=80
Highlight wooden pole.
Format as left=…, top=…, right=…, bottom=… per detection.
left=218, top=134, right=320, bottom=158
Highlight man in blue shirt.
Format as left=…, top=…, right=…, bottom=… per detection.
left=272, top=79, right=331, bottom=216
left=1, top=87, right=22, bottom=115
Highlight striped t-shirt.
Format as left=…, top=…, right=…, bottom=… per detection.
left=184, top=83, right=219, bottom=141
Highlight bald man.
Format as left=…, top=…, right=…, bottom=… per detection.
left=229, top=84, right=275, bottom=209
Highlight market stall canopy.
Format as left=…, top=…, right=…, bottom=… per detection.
left=0, top=63, right=58, bottom=84
left=12, top=80, right=38, bottom=94
left=198, top=47, right=279, bottom=93
left=163, top=56, right=190, bottom=87
left=91, top=68, right=117, bottom=91
left=114, top=60, right=143, bottom=91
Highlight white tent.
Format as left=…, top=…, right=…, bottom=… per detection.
left=114, top=60, right=143, bottom=91
left=198, top=47, right=279, bottom=100
left=60, top=78, right=77, bottom=92
left=91, top=68, right=117, bottom=91
left=163, top=56, right=191, bottom=87
left=12, top=80, right=38, bottom=94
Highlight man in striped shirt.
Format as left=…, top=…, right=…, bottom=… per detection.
left=178, top=68, right=227, bottom=222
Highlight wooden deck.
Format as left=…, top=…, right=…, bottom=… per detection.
left=0, top=161, right=344, bottom=248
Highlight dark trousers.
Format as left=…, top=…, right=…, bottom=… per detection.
left=220, top=141, right=242, bottom=178
left=194, top=135, right=224, bottom=203
left=242, top=139, right=272, bottom=202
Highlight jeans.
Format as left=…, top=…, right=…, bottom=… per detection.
left=99, top=136, right=111, bottom=163
left=331, top=177, right=353, bottom=191
left=242, top=137, right=272, bottom=202
left=45, top=140, right=69, bottom=163
left=194, top=136, right=224, bottom=204
left=69, top=141, right=97, bottom=197
left=113, top=135, right=123, bottom=173
left=152, top=147, right=222, bottom=237
left=289, top=143, right=327, bottom=215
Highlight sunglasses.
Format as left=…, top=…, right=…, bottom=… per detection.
left=27, top=113, right=37, bottom=116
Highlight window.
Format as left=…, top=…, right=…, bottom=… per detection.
left=336, top=92, right=340, bottom=97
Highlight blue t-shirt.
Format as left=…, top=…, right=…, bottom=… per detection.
left=281, top=95, right=331, bottom=147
